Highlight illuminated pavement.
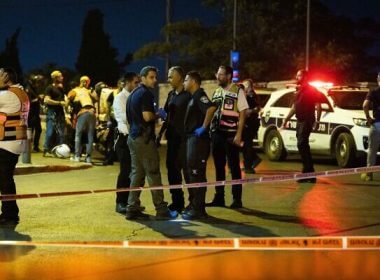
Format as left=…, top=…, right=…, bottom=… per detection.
left=0, top=150, right=379, bottom=279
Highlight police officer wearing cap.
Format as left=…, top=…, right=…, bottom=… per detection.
left=158, top=66, right=191, bottom=212
left=206, top=65, right=249, bottom=209
left=0, top=68, right=30, bottom=225
left=181, top=71, right=216, bottom=220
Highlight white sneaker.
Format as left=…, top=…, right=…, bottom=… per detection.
left=70, top=155, right=80, bottom=162
left=85, top=156, right=92, bottom=164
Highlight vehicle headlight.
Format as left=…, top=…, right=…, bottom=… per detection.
left=353, top=118, right=368, bottom=127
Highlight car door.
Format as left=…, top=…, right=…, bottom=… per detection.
left=270, top=91, right=299, bottom=152
left=309, top=94, right=333, bottom=152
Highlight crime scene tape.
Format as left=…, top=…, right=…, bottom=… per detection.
left=1, top=236, right=380, bottom=251
left=1, top=165, right=380, bottom=202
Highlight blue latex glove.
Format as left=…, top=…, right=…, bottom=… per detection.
left=157, top=108, right=167, bottom=120
left=194, top=126, right=207, bottom=137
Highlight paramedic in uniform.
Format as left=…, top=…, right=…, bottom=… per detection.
left=0, top=68, right=29, bottom=225
left=206, top=65, right=248, bottom=209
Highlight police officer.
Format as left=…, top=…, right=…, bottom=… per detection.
left=361, top=72, right=380, bottom=181
left=126, top=66, right=177, bottom=220
left=206, top=65, right=248, bottom=209
left=159, top=66, right=191, bottom=212
left=0, top=68, right=30, bottom=225
left=182, top=71, right=215, bottom=220
left=282, top=69, right=323, bottom=183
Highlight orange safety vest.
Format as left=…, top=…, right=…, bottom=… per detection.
left=0, top=87, right=30, bottom=141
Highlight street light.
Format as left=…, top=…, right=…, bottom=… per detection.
left=231, top=0, right=239, bottom=82
left=306, top=0, right=310, bottom=70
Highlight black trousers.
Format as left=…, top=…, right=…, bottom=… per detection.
left=211, top=130, right=242, bottom=201
left=104, top=119, right=116, bottom=163
left=242, top=124, right=260, bottom=169
left=115, top=134, right=131, bottom=204
left=28, top=101, right=42, bottom=149
left=0, top=148, right=19, bottom=218
left=186, top=136, right=210, bottom=212
left=166, top=129, right=188, bottom=207
left=296, top=121, right=315, bottom=173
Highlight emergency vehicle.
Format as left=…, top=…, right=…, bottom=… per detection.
left=257, top=82, right=370, bottom=167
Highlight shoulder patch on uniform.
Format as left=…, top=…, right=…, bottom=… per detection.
left=200, top=96, right=210, bottom=103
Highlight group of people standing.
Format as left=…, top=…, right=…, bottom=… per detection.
left=1, top=64, right=379, bottom=225
left=113, top=65, right=262, bottom=221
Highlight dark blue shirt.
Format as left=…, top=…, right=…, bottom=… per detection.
left=366, top=87, right=380, bottom=122
left=164, top=89, right=191, bottom=138
left=126, top=84, right=155, bottom=140
left=294, top=84, right=324, bottom=122
left=184, top=88, right=213, bottom=135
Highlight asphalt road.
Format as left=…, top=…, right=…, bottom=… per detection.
left=1, top=149, right=379, bottom=279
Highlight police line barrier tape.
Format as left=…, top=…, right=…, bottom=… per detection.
left=1, top=236, right=380, bottom=250
left=1, top=165, right=380, bottom=202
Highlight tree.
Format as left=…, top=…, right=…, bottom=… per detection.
left=76, top=9, right=130, bottom=86
left=0, top=28, right=23, bottom=82
left=134, top=19, right=228, bottom=79
left=134, top=0, right=379, bottom=82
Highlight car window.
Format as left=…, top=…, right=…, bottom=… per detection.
left=272, top=92, right=294, bottom=108
left=328, top=90, right=368, bottom=110
left=320, top=94, right=333, bottom=111
left=257, top=94, right=271, bottom=107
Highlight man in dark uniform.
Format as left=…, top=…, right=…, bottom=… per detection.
left=182, top=71, right=216, bottom=220
left=361, top=72, right=380, bottom=181
left=126, top=66, right=177, bottom=220
left=159, top=66, right=191, bottom=212
left=282, top=69, right=323, bottom=183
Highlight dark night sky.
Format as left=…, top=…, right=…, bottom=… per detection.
left=0, top=0, right=221, bottom=74
left=0, top=0, right=379, bottom=77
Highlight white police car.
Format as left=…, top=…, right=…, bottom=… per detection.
left=257, top=82, right=370, bottom=167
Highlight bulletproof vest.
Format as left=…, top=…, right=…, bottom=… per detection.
left=0, top=87, right=30, bottom=141
left=211, top=83, right=241, bottom=132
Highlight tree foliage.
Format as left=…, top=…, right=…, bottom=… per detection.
left=76, top=9, right=131, bottom=86
left=134, top=0, right=379, bottom=82
left=0, top=28, right=23, bottom=82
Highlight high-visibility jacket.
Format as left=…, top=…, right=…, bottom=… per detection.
left=211, top=83, right=242, bottom=132
left=0, top=86, right=29, bottom=141
left=98, top=87, right=114, bottom=122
